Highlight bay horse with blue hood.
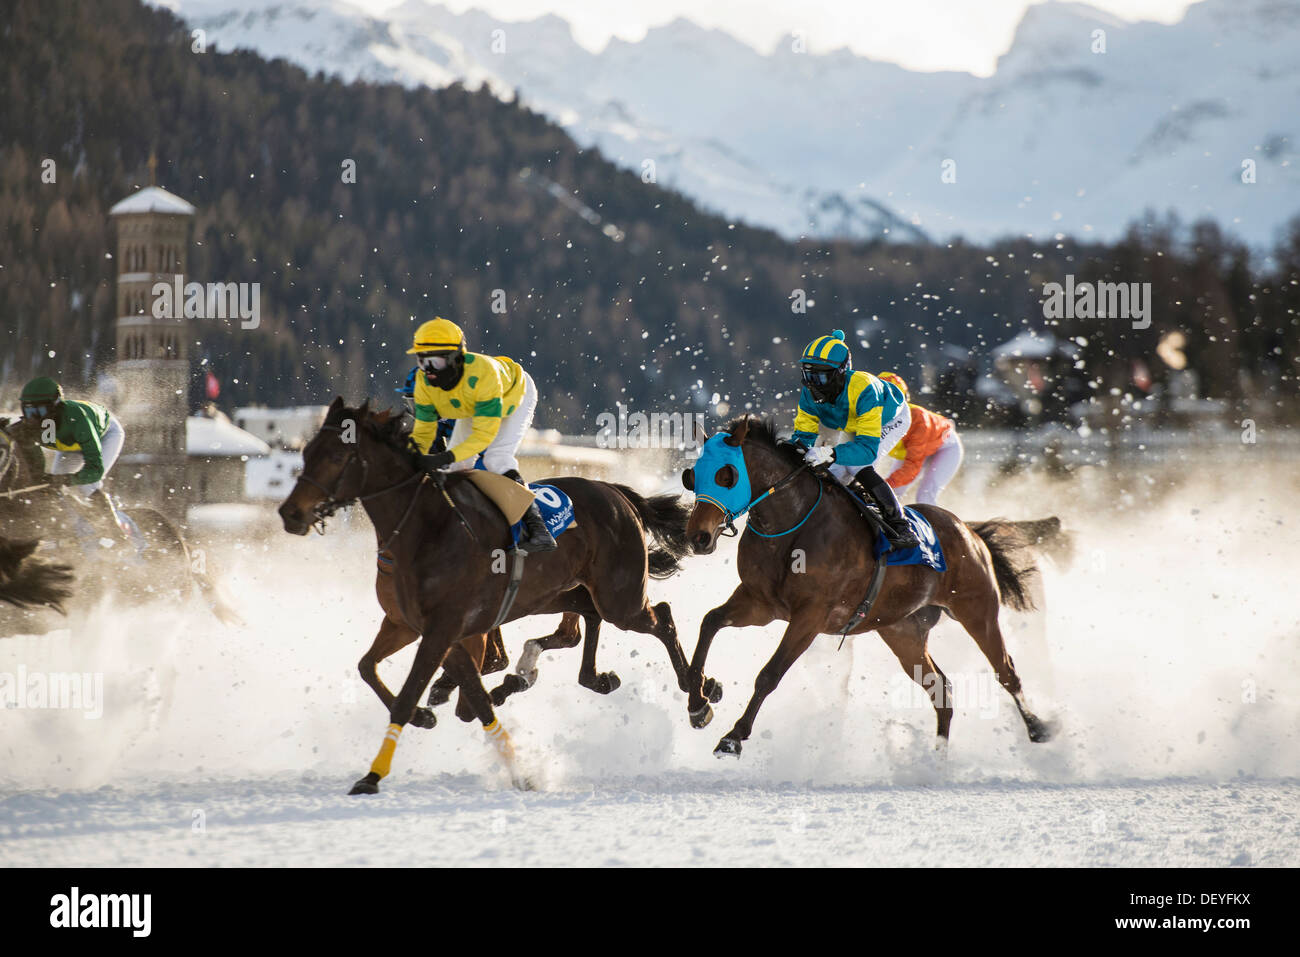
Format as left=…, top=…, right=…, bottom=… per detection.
left=682, top=415, right=1060, bottom=758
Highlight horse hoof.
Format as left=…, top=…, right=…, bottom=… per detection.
left=410, top=707, right=437, bottom=730
left=689, top=703, right=713, bottom=729
left=1027, top=716, right=1058, bottom=743
left=513, top=776, right=536, bottom=792
left=348, top=772, right=380, bottom=795
left=702, top=677, right=723, bottom=704
left=490, top=673, right=529, bottom=706
left=592, top=672, right=621, bottom=695
left=713, top=737, right=742, bottom=758
left=426, top=685, right=452, bottom=707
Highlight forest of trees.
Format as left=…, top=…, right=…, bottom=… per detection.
left=1, top=0, right=1296, bottom=432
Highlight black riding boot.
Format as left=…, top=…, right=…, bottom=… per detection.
left=850, top=467, right=919, bottom=550
left=503, top=469, right=557, bottom=553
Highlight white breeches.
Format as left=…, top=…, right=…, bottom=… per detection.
left=447, top=371, right=537, bottom=475
left=824, top=401, right=911, bottom=486
left=894, top=428, right=963, bottom=505
left=50, top=415, right=125, bottom=496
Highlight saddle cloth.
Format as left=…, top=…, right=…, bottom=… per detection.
left=872, top=506, right=946, bottom=572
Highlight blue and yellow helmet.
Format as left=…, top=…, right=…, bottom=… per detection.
left=801, top=329, right=852, bottom=369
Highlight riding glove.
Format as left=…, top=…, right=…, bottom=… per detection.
left=420, top=450, right=455, bottom=472
left=803, top=445, right=835, bottom=467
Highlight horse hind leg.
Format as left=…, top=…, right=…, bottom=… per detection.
left=490, top=612, right=583, bottom=706
left=878, top=606, right=952, bottom=745
left=576, top=614, right=620, bottom=694
left=442, top=645, right=533, bottom=790
left=948, top=596, right=1056, bottom=743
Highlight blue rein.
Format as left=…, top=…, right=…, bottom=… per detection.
left=711, top=463, right=822, bottom=539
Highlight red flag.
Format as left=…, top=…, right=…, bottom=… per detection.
left=205, top=370, right=221, bottom=400
left=1132, top=359, right=1152, bottom=392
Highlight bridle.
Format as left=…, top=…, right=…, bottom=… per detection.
left=710, top=456, right=822, bottom=539
left=296, top=423, right=477, bottom=548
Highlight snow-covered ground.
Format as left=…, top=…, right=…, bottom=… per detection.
left=1, top=464, right=1296, bottom=866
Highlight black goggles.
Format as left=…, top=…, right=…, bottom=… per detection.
left=416, top=352, right=458, bottom=373
left=800, top=363, right=841, bottom=389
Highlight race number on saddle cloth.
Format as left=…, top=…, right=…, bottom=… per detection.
left=870, top=507, right=946, bottom=571
left=470, top=459, right=576, bottom=548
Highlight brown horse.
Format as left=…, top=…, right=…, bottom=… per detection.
left=278, top=400, right=720, bottom=793
left=0, top=536, right=73, bottom=614
left=682, top=415, right=1059, bottom=757
left=0, top=425, right=242, bottom=634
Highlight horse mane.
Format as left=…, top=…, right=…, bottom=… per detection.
left=723, top=414, right=803, bottom=468
left=323, top=399, right=411, bottom=454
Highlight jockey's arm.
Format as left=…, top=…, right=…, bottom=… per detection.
left=790, top=396, right=821, bottom=447
left=64, top=404, right=106, bottom=486
left=409, top=401, right=442, bottom=455
left=449, top=401, right=504, bottom=463
left=835, top=400, right=884, bottom=468
left=888, top=440, right=924, bottom=488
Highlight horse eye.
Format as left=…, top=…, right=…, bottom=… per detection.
left=681, top=468, right=695, bottom=492
left=716, top=465, right=738, bottom=489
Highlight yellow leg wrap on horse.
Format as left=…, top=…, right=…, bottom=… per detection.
left=369, top=723, right=403, bottom=779
left=483, top=718, right=516, bottom=761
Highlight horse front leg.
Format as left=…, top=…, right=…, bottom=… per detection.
left=349, top=631, right=453, bottom=795
left=686, top=585, right=776, bottom=729
left=359, top=616, right=436, bottom=728
left=713, top=611, right=821, bottom=759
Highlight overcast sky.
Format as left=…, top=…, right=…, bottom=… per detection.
left=357, top=0, right=1199, bottom=75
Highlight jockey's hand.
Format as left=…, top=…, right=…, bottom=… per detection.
left=804, top=446, right=835, bottom=468
left=420, top=450, right=455, bottom=473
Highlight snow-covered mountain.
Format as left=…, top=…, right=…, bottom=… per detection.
left=167, top=0, right=1299, bottom=245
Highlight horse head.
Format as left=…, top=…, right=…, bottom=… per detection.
left=278, top=397, right=413, bottom=535
left=683, top=415, right=801, bottom=555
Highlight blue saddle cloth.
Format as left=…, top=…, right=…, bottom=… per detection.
left=469, top=459, right=576, bottom=547
left=508, top=484, right=576, bottom=547
left=873, top=506, right=946, bottom=571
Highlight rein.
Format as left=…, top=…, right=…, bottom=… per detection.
left=299, top=425, right=478, bottom=546
left=712, top=461, right=819, bottom=539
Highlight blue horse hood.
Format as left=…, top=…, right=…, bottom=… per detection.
left=690, top=433, right=753, bottom=518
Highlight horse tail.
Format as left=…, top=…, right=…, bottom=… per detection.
left=967, top=520, right=1039, bottom=613
left=0, top=536, right=73, bottom=614
left=609, top=484, right=691, bottom=579
left=1002, top=516, right=1076, bottom=570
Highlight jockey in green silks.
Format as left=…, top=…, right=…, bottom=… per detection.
left=13, top=376, right=129, bottom=539
left=789, top=330, right=920, bottom=550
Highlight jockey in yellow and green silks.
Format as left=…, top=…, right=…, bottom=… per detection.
left=788, top=329, right=919, bottom=549
left=403, top=317, right=556, bottom=553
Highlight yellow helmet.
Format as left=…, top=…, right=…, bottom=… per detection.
left=878, top=371, right=909, bottom=400
left=406, top=318, right=466, bottom=355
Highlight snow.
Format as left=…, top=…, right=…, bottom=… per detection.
left=162, top=0, right=1300, bottom=246
left=0, top=462, right=1295, bottom=866
left=108, top=186, right=197, bottom=217
left=186, top=413, right=272, bottom=457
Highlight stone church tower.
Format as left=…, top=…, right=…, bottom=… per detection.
left=108, top=162, right=195, bottom=521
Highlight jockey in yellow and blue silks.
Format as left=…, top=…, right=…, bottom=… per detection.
left=789, top=329, right=920, bottom=549
left=404, top=317, right=556, bottom=553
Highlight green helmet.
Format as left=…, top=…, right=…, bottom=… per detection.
left=20, top=377, right=63, bottom=404
left=20, top=377, right=63, bottom=421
